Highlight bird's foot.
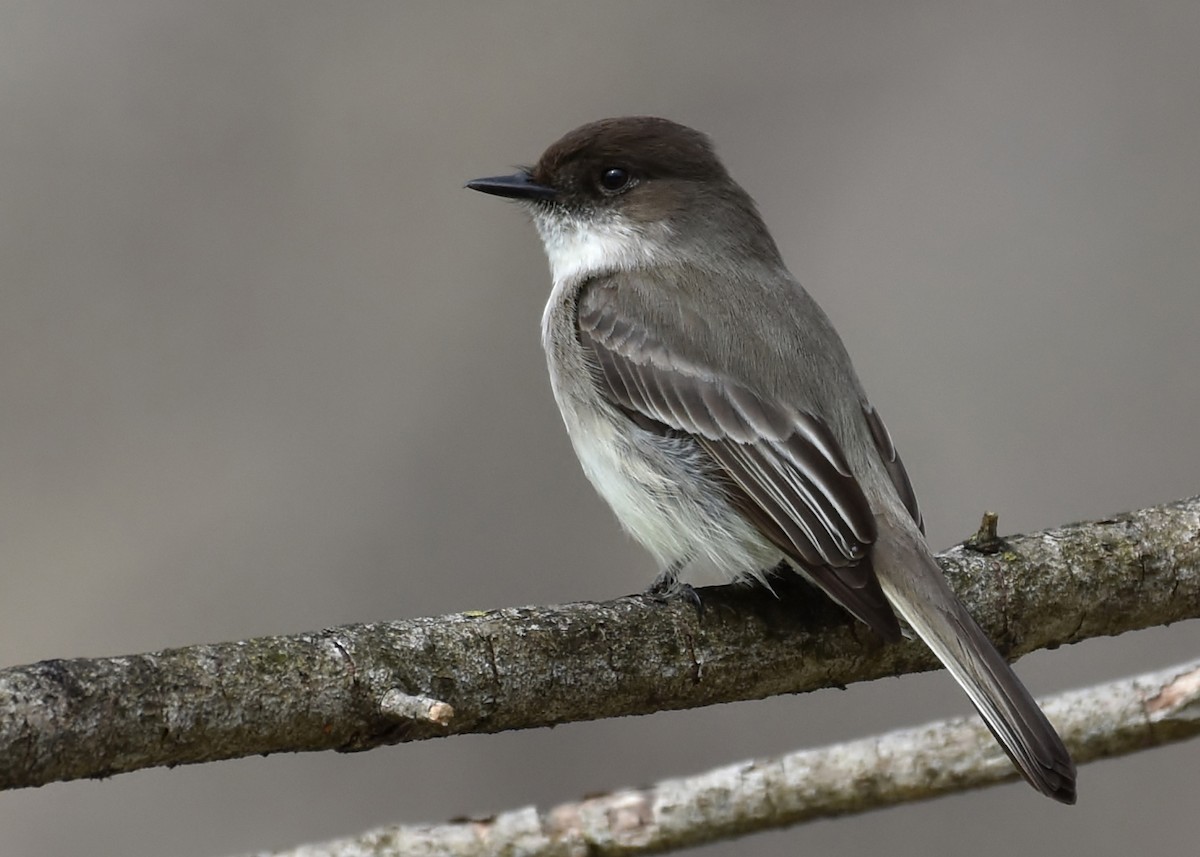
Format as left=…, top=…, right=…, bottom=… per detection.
left=645, top=560, right=704, bottom=616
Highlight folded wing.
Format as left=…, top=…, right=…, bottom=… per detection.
left=577, top=281, right=901, bottom=639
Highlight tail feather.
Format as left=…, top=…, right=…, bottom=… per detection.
left=875, top=520, right=1077, bottom=804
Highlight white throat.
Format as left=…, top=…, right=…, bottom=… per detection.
left=531, top=208, right=667, bottom=286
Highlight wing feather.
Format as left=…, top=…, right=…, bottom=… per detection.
left=578, top=282, right=900, bottom=639
left=863, top=404, right=924, bottom=534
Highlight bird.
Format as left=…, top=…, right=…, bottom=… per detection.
left=467, top=116, right=1076, bottom=803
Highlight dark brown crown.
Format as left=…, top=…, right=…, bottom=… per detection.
left=530, top=117, right=730, bottom=193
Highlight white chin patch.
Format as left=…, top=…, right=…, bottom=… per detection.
left=532, top=209, right=661, bottom=284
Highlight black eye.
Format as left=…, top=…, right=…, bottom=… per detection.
left=599, top=167, right=632, bottom=192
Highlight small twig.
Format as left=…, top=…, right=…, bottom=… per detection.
left=965, top=510, right=1004, bottom=554
left=379, top=690, right=454, bottom=726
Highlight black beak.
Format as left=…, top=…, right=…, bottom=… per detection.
left=466, top=172, right=557, bottom=201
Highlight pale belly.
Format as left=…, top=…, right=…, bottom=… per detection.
left=546, top=347, right=781, bottom=583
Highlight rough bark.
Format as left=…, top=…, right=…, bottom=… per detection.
left=251, top=659, right=1200, bottom=857
left=1, top=497, right=1197, bottom=792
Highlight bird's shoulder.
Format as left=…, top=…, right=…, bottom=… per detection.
left=577, top=266, right=855, bottom=407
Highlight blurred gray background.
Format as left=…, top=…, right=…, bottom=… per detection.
left=1, top=2, right=1198, bottom=855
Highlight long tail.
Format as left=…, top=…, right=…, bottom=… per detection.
left=873, top=519, right=1077, bottom=804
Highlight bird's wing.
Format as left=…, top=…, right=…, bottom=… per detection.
left=577, top=278, right=900, bottom=639
left=863, top=403, right=924, bottom=534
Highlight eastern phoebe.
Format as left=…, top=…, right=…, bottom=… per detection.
left=467, top=116, right=1076, bottom=803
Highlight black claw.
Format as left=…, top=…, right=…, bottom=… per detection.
left=678, top=582, right=704, bottom=617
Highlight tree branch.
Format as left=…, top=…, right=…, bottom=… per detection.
left=1, top=496, right=1197, bottom=792
left=248, top=657, right=1195, bottom=849
left=250, top=658, right=1200, bottom=857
